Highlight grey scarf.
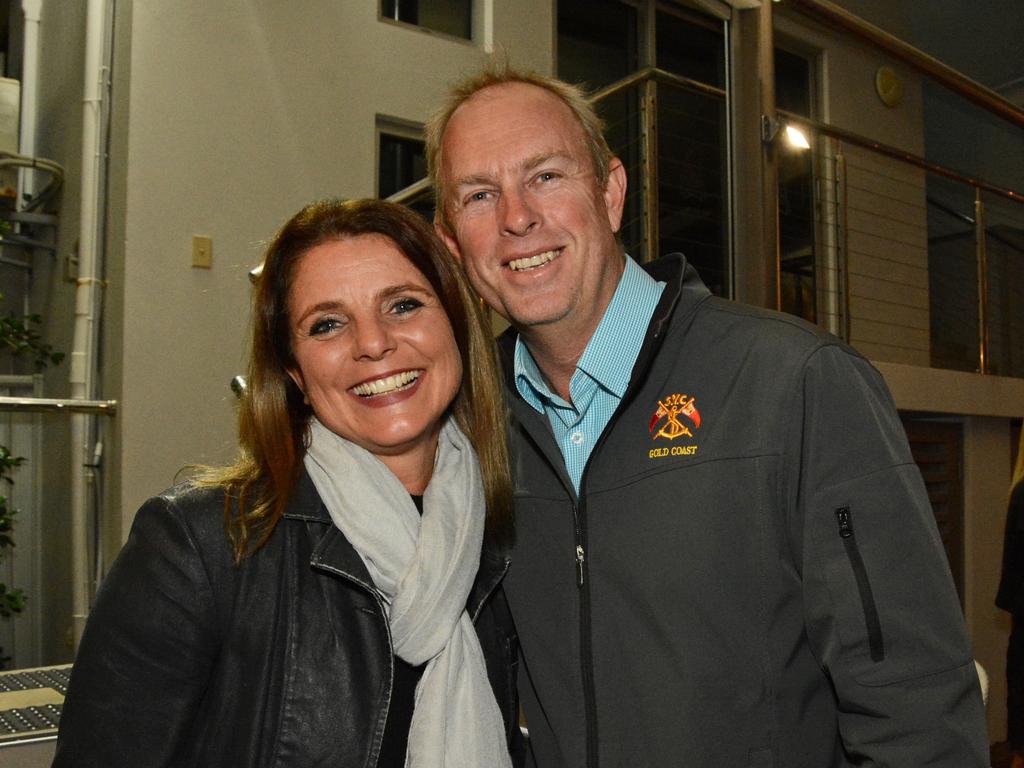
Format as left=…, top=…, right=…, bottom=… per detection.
left=304, top=417, right=512, bottom=768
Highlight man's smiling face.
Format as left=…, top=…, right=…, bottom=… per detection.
left=437, top=82, right=627, bottom=341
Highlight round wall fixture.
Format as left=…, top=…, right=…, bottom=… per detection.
left=875, top=66, right=903, bottom=108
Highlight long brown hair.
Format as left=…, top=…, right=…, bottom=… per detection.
left=204, top=199, right=513, bottom=561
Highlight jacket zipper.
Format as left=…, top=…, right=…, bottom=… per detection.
left=574, top=497, right=599, bottom=768
left=835, top=506, right=885, bottom=663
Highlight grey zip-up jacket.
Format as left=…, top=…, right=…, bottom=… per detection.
left=500, top=254, right=987, bottom=768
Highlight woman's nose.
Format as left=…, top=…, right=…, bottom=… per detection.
left=351, top=318, right=396, bottom=360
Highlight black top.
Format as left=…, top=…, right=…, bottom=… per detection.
left=998, top=482, right=1024, bottom=615
left=377, top=494, right=427, bottom=767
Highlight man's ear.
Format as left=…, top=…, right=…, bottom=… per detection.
left=435, top=219, right=463, bottom=262
left=603, top=157, right=628, bottom=234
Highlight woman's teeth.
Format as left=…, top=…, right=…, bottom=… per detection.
left=508, top=249, right=559, bottom=272
left=351, top=370, right=421, bottom=397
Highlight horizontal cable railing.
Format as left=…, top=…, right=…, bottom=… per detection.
left=382, top=64, right=1023, bottom=377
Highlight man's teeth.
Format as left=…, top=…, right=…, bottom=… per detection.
left=508, top=249, right=559, bottom=272
left=352, top=370, right=421, bottom=397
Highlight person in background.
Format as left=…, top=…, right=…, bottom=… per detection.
left=53, top=199, right=521, bottom=767
left=998, top=427, right=1024, bottom=768
left=427, top=64, right=988, bottom=767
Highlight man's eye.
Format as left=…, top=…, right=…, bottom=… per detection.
left=466, top=190, right=490, bottom=204
left=536, top=171, right=559, bottom=183
left=392, top=297, right=424, bottom=315
left=309, top=317, right=342, bottom=336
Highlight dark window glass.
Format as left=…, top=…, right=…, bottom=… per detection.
left=557, top=1, right=730, bottom=286
left=378, top=132, right=433, bottom=220
left=775, top=48, right=816, bottom=323
left=655, top=10, right=725, bottom=88
left=381, top=0, right=471, bottom=40
left=775, top=47, right=811, bottom=117
left=655, top=12, right=728, bottom=294
left=557, top=0, right=637, bottom=90
left=558, top=0, right=643, bottom=258
left=657, top=88, right=729, bottom=296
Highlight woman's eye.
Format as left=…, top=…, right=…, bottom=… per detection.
left=392, top=297, right=424, bottom=315
left=309, top=317, right=342, bottom=336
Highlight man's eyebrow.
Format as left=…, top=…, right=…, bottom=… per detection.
left=451, top=151, right=574, bottom=189
left=452, top=172, right=496, bottom=189
left=523, top=151, right=571, bottom=172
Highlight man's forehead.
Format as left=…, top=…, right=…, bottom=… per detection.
left=447, top=82, right=580, bottom=139
left=442, top=83, right=585, bottom=168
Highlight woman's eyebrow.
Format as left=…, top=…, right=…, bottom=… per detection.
left=377, top=283, right=432, bottom=300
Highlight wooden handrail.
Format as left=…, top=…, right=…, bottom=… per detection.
left=786, top=0, right=1024, bottom=131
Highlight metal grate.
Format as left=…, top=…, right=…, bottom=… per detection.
left=0, top=703, right=61, bottom=735
left=0, top=664, right=71, bottom=745
left=0, top=667, right=70, bottom=696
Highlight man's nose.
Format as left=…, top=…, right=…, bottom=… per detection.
left=351, top=318, right=396, bottom=360
left=500, top=188, right=539, bottom=236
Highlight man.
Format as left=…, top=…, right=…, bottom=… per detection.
left=427, top=66, right=988, bottom=767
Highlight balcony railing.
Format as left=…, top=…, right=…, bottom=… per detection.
left=387, top=67, right=1023, bottom=379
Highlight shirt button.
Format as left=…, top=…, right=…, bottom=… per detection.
left=570, top=431, right=585, bottom=445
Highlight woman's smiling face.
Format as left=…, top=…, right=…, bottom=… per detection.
left=287, top=234, right=463, bottom=479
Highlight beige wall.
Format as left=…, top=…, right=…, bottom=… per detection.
left=114, top=0, right=553, bottom=535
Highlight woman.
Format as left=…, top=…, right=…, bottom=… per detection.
left=999, top=427, right=1024, bottom=768
left=53, top=199, right=520, bottom=767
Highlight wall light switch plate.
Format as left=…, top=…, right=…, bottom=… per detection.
left=192, top=235, right=213, bottom=269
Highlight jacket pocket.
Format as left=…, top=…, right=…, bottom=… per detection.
left=806, top=465, right=971, bottom=686
left=835, top=506, right=885, bottom=663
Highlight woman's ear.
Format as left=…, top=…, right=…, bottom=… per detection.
left=286, top=368, right=308, bottom=403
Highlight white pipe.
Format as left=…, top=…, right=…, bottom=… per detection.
left=18, top=0, right=42, bottom=201
left=70, top=0, right=108, bottom=649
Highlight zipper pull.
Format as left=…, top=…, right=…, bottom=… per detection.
left=835, top=506, right=854, bottom=538
left=576, top=544, right=585, bottom=587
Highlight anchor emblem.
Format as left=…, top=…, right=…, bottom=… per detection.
left=648, top=393, right=701, bottom=441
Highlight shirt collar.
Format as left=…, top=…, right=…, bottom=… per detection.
left=513, top=255, right=663, bottom=411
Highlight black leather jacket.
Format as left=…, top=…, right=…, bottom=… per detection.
left=53, top=472, right=521, bottom=767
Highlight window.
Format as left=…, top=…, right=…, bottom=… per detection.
left=377, top=121, right=433, bottom=220
left=775, top=47, right=818, bottom=324
left=557, top=1, right=731, bottom=295
left=380, top=0, right=472, bottom=40
left=558, top=0, right=643, bottom=259
left=654, top=9, right=729, bottom=297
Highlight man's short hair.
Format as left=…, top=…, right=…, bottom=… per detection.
left=425, top=64, right=613, bottom=229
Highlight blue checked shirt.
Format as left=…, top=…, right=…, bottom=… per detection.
left=514, top=256, right=665, bottom=493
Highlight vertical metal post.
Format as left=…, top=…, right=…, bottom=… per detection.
left=836, top=147, right=851, bottom=343
left=641, top=77, right=659, bottom=263
left=758, top=0, right=781, bottom=309
left=974, top=188, right=989, bottom=374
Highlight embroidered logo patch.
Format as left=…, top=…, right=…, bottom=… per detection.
left=648, top=394, right=700, bottom=459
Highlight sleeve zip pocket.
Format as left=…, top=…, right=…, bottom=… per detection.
left=835, top=506, right=885, bottom=663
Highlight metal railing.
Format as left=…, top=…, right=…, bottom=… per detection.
left=385, top=65, right=1023, bottom=378
left=780, top=111, right=1024, bottom=376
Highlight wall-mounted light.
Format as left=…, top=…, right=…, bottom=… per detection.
left=761, top=115, right=811, bottom=151
left=784, top=124, right=811, bottom=149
